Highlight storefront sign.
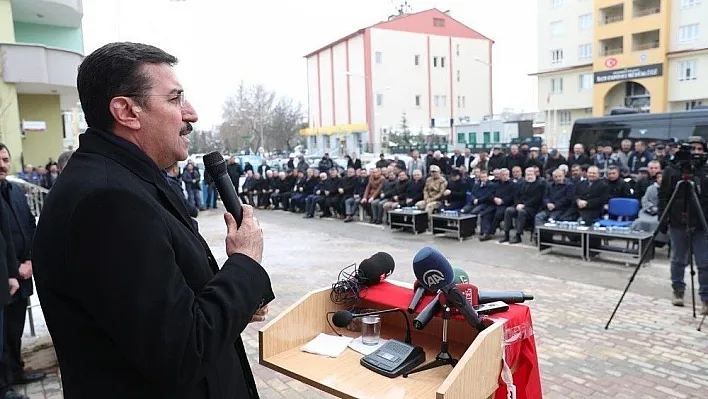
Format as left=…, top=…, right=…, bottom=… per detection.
left=594, top=63, right=663, bottom=84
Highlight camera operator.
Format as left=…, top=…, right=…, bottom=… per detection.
left=658, top=136, right=708, bottom=315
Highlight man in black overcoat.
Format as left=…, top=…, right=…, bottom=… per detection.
left=31, top=42, right=274, bottom=399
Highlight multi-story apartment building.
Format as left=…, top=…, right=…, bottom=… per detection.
left=534, top=0, right=708, bottom=150
left=300, top=8, right=493, bottom=155
left=0, top=0, right=84, bottom=170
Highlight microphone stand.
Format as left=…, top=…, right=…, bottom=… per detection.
left=403, top=301, right=458, bottom=377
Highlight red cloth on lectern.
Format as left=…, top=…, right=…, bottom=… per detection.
left=362, top=281, right=543, bottom=399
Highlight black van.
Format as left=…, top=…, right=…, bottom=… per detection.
left=569, top=108, right=708, bottom=154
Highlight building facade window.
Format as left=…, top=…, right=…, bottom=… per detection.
left=456, top=70, right=460, bottom=82
left=686, top=100, right=703, bottom=110
left=376, top=93, right=383, bottom=106
left=493, top=132, right=500, bottom=142
left=551, top=0, right=563, bottom=7
left=462, top=96, right=466, bottom=108
left=681, top=0, right=701, bottom=8
left=578, top=43, right=592, bottom=60
left=456, top=44, right=460, bottom=56
left=441, top=95, right=447, bottom=106
left=579, top=73, right=593, bottom=90
left=468, top=132, right=477, bottom=144
left=457, top=133, right=466, bottom=143
left=415, top=95, right=421, bottom=106
left=578, top=14, right=592, bottom=30
left=434, top=95, right=440, bottom=107
left=433, top=18, right=445, bottom=27
left=483, top=132, right=491, bottom=144
left=433, top=56, right=438, bottom=67
left=414, top=55, right=420, bottom=65
left=441, top=57, right=446, bottom=68
left=551, top=77, right=564, bottom=94
left=559, top=110, right=572, bottom=125
left=679, top=24, right=700, bottom=42
left=551, top=49, right=563, bottom=65
left=550, top=21, right=563, bottom=36
left=375, top=51, right=383, bottom=64
left=679, top=60, right=698, bottom=81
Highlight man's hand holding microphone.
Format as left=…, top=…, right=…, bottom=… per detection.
left=224, top=204, right=269, bottom=323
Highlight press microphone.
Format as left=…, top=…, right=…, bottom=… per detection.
left=331, top=308, right=412, bottom=344
left=413, top=247, right=486, bottom=331
left=408, top=268, right=469, bottom=314
left=478, top=291, right=534, bottom=305
left=413, top=292, right=442, bottom=330
left=203, top=151, right=243, bottom=228
left=356, top=252, right=395, bottom=286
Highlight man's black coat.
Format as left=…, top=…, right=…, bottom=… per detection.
left=31, top=129, right=274, bottom=399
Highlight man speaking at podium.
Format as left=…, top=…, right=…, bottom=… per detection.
left=31, top=42, right=274, bottom=399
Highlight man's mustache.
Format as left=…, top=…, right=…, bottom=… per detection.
left=180, top=123, right=193, bottom=134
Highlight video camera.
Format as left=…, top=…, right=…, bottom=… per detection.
left=674, top=139, right=708, bottom=176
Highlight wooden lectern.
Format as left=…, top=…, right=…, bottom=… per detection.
left=259, top=285, right=504, bottom=399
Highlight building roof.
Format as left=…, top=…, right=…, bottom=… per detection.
left=303, top=8, right=493, bottom=58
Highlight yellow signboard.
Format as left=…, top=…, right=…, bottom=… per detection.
left=299, top=123, right=368, bottom=136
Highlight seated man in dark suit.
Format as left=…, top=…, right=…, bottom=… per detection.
left=534, top=168, right=573, bottom=240
left=31, top=42, right=274, bottom=398
left=479, top=168, right=517, bottom=241
left=442, top=169, right=471, bottom=210
left=561, top=165, right=609, bottom=253
left=501, top=167, right=545, bottom=244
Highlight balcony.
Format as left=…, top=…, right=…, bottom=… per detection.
left=632, top=0, right=660, bottom=18
left=632, top=29, right=660, bottom=51
left=11, top=0, right=83, bottom=28
left=599, top=37, right=624, bottom=56
left=0, top=43, right=83, bottom=109
left=599, top=4, right=624, bottom=25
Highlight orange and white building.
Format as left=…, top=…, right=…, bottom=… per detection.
left=300, top=8, right=494, bottom=155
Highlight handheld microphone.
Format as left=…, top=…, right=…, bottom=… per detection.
left=441, top=283, right=479, bottom=309
left=478, top=291, right=534, bottom=305
left=331, top=308, right=412, bottom=344
left=203, top=151, right=243, bottom=228
left=413, top=247, right=486, bottom=331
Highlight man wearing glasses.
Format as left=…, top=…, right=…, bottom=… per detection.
left=658, top=136, right=708, bottom=315
left=31, top=43, right=274, bottom=398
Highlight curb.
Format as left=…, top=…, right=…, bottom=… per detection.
left=22, top=335, right=58, bottom=372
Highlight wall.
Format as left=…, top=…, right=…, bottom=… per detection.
left=13, top=22, right=84, bottom=53
left=669, top=0, right=708, bottom=52
left=17, top=94, right=64, bottom=167
left=0, top=0, right=15, bottom=42
left=0, top=1, right=21, bottom=171
left=537, top=0, right=594, bottom=72
left=538, top=67, right=594, bottom=110
left=667, top=52, right=708, bottom=102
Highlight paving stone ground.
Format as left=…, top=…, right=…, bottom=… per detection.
left=19, top=207, right=708, bottom=398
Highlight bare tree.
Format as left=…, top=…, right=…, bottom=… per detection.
left=220, top=82, right=304, bottom=153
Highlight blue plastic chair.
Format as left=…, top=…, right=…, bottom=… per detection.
left=597, top=197, right=640, bottom=228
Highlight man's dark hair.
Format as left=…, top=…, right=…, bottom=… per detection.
left=608, top=165, right=620, bottom=173
left=0, top=143, right=10, bottom=158
left=77, top=42, right=178, bottom=132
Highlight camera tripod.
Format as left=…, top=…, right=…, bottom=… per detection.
left=403, top=303, right=458, bottom=377
left=606, top=176, right=707, bottom=331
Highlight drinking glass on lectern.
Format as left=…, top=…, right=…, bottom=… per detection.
left=361, top=316, right=381, bottom=346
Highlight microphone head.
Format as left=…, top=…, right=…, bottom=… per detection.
left=439, top=283, right=479, bottom=311
left=357, top=252, right=395, bottom=286
left=453, top=268, right=469, bottom=284
left=413, top=247, right=454, bottom=291
left=203, top=151, right=227, bottom=178
left=332, top=310, right=354, bottom=328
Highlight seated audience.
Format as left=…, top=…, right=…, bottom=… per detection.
left=501, top=167, right=545, bottom=244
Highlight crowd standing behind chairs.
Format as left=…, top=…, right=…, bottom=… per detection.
left=223, top=139, right=706, bottom=316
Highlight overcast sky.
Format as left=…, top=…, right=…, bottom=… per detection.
left=82, top=0, right=538, bottom=130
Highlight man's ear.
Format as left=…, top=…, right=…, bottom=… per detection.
left=109, top=97, right=142, bottom=130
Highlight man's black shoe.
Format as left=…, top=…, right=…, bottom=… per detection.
left=509, top=235, right=522, bottom=244
left=498, top=234, right=510, bottom=243
left=13, top=371, right=46, bottom=385
left=3, top=390, right=29, bottom=399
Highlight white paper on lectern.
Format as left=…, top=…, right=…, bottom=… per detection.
left=348, top=336, right=389, bottom=356
left=300, top=333, right=354, bottom=358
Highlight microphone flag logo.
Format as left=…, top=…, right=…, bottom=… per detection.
left=422, top=269, right=445, bottom=288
